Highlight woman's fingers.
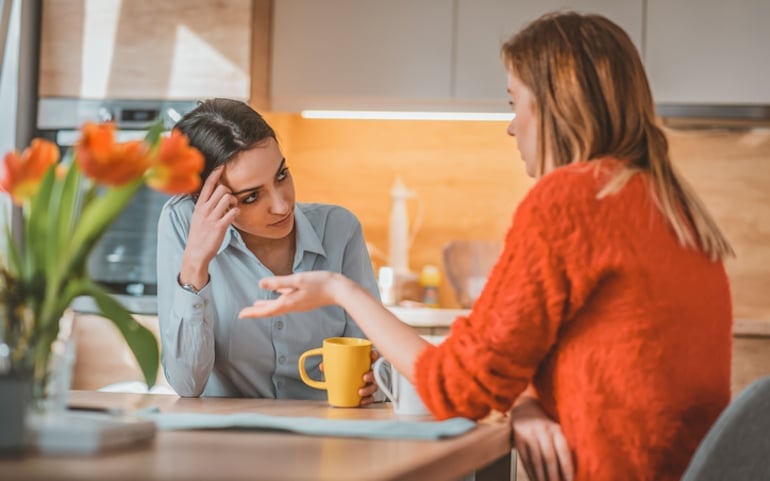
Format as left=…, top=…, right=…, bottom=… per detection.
left=258, top=274, right=307, bottom=291
left=212, top=191, right=238, bottom=224
left=239, top=300, right=281, bottom=318
left=519, top=443, right=542, bottom=481
left=198, top=166, right=223, bottom=202
left=358, top=371, right=378, bottom=406
left=244, top=301, right=289, bottom=317
left=530, top=443, right=547, bottom=481
left=553, top=430, right=575, bottom=481
left=511, top=394, right=574, bottom=481
left=358, top=381, right=377, bottom=398
left=539, top=432, right=559, bottom=481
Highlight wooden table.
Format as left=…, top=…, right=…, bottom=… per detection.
left=2, top=391, right=514, bottom=481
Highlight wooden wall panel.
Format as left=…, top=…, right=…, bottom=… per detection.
left=669, top=127, right=770, bottom=322
left=39, top=0, right=253, bottom=100
left=250, top=0, right=272, bottom=111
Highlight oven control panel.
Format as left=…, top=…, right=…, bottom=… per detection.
left=37, top=98, right=199, bottom=131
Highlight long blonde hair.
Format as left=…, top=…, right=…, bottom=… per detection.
left=501, top=12, right=733, bottom=261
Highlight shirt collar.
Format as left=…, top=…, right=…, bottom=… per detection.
left=217, top=205, right=327, bottom=263
left=292, top=205, right=327, bottom=264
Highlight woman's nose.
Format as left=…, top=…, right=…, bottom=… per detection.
left=269, top=190, right=290, bottom=214
left=506, top=119, right=516, bottom=137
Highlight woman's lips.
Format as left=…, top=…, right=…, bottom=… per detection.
left=269, top=212, right=293, bottom=228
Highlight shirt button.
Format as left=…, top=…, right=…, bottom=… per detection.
left=193, top=303, right=203, bottom=309
left=275, top=320, right=284, bottom=330
left=278, top=355, right=287, bottom=365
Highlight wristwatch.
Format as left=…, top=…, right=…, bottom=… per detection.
left=177, top=274, right=205, bottom=295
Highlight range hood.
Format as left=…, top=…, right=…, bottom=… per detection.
left=656, top=104, right=770, bottom=128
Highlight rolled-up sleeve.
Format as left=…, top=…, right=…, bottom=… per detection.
left=156, top=199, right=215, bottom=397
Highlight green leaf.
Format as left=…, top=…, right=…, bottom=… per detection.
left=3, top=224, right=22, bottom=276
left=82, top=280, right=159, bottom=388
left=144, top=118, right=165, bottom=147
left=54, top=163, right=84, bottom=267
left=25, top=166, right=57, bottom=280
left=63, top=178, right=142, bottom=277
left=44, top=164, right=83, bottom=282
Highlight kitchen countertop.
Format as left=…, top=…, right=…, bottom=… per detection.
left=386, top=306, right=469, bottom=328
left=734, top=319, right=770, bottom=337
left=385, top=307, right=770, bottom=338
left=71, top=300, right=770, bottom=337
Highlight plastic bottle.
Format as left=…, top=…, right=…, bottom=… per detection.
left=388, top=178, right=415, bottom=276
left=419, top=265, right=441, bottom=308
left=377, top=266, right=396, bottom=305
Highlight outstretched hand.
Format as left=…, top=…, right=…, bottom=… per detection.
left=239, top=271, right=348, bottom=318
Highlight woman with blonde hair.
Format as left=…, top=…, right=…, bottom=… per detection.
left=239, top=12, right=733, bottom=481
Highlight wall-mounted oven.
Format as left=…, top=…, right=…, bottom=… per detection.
left=36, top=98, right=199, bottom=314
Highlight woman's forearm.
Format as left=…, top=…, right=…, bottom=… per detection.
left=333, top=275, right=430, bottom=381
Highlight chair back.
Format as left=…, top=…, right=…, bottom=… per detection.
left=680, top=376, right=770, bottom=481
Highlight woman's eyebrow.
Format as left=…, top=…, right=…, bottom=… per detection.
left=231, top=184, right=262, bottom=196
left=229, top=159, right=286, bottom=196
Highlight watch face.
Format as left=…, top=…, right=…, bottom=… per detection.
left=177, top=273, right=201, bottom=294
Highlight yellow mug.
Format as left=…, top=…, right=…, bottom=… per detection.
left=298, top=337, right=372, bottom=407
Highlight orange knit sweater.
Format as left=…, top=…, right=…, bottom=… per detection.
left=414, top=159, right=732, bottom=481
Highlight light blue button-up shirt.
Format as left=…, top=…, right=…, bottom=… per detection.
left=156, top=198, right=380, bottom=398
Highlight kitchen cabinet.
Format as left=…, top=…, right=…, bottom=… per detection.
left=645, top=0, right=770, bottom=105
left=270, top=0, right=642, bottom=112
left=454, top=0, right=643, bottom=110
left=39, top=0, right=255, bottom=101
left=271, top=0, right=454, bottom=111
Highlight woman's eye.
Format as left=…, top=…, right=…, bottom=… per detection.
left=508, top=100, right=516, bottom=113
left=277, top=166, right=290, bottom=181
left=242, top=192, right=259, bottom=205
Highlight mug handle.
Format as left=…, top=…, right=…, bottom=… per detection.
left=298, top=348, right=326, bottom=390
left=372, top=357, right=396, bottom=405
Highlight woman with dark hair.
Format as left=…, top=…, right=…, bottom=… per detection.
left=239, top=12, right=733, bottom=481
left=156, top=98, right=380, bottom=403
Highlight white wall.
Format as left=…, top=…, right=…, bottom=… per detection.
left=0, top=0, right=20, bottom=261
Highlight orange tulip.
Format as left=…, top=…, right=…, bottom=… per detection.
left=0, top=138, right=60, bottom=205
left=75, top=122, right=152, bottom=186
left=145, top=129, right=204, bottom=194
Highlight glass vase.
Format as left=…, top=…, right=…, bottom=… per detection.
left=0, top=368, right=30, bottom=456
left=28, top=310, right=76, bottom=416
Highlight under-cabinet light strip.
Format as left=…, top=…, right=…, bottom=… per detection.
left=301, top=110, right=514, bottom=121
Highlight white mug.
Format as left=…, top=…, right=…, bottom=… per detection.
left=372, top=357, right=430, bottom=416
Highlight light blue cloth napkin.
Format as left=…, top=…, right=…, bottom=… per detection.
left=139, top=411, right=475, bottom=440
